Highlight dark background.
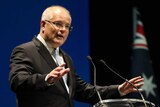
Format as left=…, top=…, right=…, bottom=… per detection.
left=90, top=0, right=160, bottom=93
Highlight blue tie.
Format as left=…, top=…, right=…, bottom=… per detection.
left=53, top=48, right=62, bottom=65
left=53, top=48, right=69, bottom=93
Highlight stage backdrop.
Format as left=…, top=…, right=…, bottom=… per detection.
left=0, top=0, right=90, bottom=107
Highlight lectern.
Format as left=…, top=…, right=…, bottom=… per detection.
left=92, top=98, right=155, bottom=107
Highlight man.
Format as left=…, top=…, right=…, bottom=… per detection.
left=9, top=5, right=144, bottom=107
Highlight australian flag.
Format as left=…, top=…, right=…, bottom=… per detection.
left=130, top=7, right=160, bottom=106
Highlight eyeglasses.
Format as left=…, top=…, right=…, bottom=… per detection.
left=45, top=20, right=73, bottom=32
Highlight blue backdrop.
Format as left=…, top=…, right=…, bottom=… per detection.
left=0, top=0, right=90, bottom=107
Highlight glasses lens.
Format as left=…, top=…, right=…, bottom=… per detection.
left=45, top=20, right=73, bottom=31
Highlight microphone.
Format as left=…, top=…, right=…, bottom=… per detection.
left=99, top=59, right=148, bottom=107
left=87, top=56, right=107, bottom=107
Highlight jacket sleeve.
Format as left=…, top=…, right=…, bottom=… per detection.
left=74, top=74, right=120, bottom=105
left=9, top=46, right=48, bottom=92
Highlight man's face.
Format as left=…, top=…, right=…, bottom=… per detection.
left=42, top=8, right=72, bottom=48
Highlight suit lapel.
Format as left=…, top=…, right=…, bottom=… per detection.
left=33, top=37, right=69, bottom=94
left=33, top=37, right=56, bottom=69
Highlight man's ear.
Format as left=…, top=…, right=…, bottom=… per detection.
left=41, top=20, right=46, bottom=28
left=40, top=21, right=46, bottom=34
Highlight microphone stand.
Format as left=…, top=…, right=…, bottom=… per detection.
left=100, top=59, right=148, bottom=107
left=87, top=56, right=107, bottom=107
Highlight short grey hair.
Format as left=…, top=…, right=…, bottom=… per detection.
left=41, top=5, right=71, bottom=21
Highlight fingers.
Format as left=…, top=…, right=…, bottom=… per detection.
left=48, top=64, right=70, bottom=80
left=124, top=76, right=144, bottom=93
left=59, top=63, right=66, bottom=67
left=55, top=63, right=70, bottom=77
left=128, top=76, right=144, bottom=85
left=132, top=88, right=143, bottom=93
left=133, top=82, right=144, bottom=89
left=129, top=76, right=142, bottom=82
left=119, top=76, right=145, bottom=95
left=60, top=68, right=70, bottom=76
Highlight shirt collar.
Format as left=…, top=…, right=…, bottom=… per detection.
left=37, top=34, right=55, bottom=54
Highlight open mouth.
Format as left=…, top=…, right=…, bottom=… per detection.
left=56, top=34, right=64, bottom=40
left=58, top=35, right=63, bottom=38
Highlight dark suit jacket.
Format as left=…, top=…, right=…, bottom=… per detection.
left=9, top=37, right=120, bottom=107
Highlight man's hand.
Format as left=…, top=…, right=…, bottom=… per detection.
left=118, top=76, right=144, bottom=96
left=47, top=63, right=70, bottom=84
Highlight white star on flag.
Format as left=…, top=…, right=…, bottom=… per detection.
left=141, top=73, right=157, bottom=98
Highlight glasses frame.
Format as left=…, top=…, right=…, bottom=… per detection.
left=45, top=20, right=73, bottom=32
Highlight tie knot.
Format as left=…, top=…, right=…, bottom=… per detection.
left=53, top=48, right=59, bottom=56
